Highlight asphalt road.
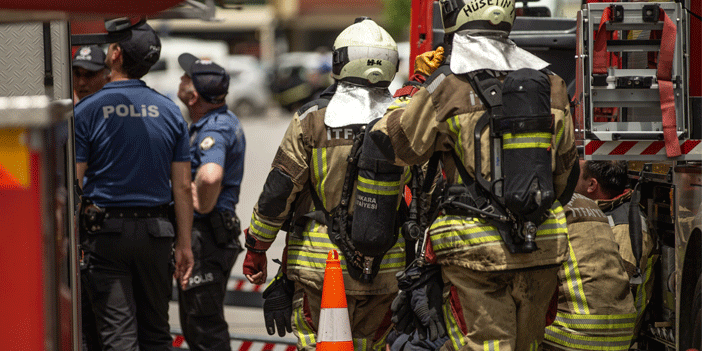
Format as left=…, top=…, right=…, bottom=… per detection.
left=169, top=106, right=297, bottom=344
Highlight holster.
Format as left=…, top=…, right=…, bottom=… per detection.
left=80, top=198, right=106, bottom=233
left=209, top=210, right=241, bottom=246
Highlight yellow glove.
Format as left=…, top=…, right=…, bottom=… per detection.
left=414, top=46, right=445, bottom=77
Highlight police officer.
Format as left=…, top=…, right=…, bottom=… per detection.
left=74, top=23, right=194, bottom=351
left=574, top=160, right=657, bottom=339
left=72, top=45, right=110, bottom=104
left=176, top=53, right=246, bottom=351
left=243, top=19, right=407, bottom=350
left=369, top=0, right=579, bottom=349
left=542, top=193, right=636, bottom=350
left=71, top=44, right=110, bottom=351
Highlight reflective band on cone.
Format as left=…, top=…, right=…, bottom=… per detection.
left=316, top=250, right=353, bottom=351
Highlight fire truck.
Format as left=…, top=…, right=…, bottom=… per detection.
left=0, top=2, right=227, bottom=350
left=408, top=0, right=702, bottom=350
left=577, top=1, right=702, bottom=350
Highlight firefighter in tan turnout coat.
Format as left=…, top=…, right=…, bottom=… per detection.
left=368, top=0, right=579, bottom=350
left=543, top=193, right=636, bottom=350
left=242, top=19, right=407, bottom=351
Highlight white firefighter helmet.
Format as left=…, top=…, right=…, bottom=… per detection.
left=439, top=0, right=516, bottom=34
left=331, top=17, right=399, bottom=88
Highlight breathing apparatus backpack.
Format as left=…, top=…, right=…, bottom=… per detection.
left=443, top=68, right=557, bottom=254
left=308, top=119, right=407, bottom=284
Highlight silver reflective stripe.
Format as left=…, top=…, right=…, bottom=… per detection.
left=298, top=104, right=318, bottom=121
left=426, top=72, right=447, bottom=94
left=345, top=46, right=399, bottom=66
left=607, top=215, right=615, bottom=227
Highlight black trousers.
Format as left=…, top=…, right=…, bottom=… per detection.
left=83, top=217, right=175, bottom=351
left=81, top=267, right=101, bottom=351
left=178, top=219, right=241, bottom=351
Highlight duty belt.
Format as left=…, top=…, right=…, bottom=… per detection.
left=103, top=205, right=170, bottom=219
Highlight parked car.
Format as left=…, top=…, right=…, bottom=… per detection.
left=225, top=55, right=271, bottom=117
left=142, top=37, right=230, bottom=120
left=270, top=51, right=333, bottom=112
left=142, top=37, right=270, bottom=119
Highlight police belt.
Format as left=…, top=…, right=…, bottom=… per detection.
left=103, top=205, right=170, bottom=219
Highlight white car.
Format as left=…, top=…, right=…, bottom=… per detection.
left=225, top=55, right=271, bottom=117
left=142, top=38, right=270, bottom=119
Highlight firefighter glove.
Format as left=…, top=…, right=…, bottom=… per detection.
left=391, top=289, right=415, bottom=334
left=414, top=46, right=445, bottom=77
left=409, top=265, right=445, bottom=341
left=262, top=269, right=295, bottom=337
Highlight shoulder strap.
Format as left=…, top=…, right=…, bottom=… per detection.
left=424, top=65, right=452, bottom=94
left=606, top=202, right=630, bottom=226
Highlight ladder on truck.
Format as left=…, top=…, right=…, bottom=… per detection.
left=577, top=2, right=698, bottom=161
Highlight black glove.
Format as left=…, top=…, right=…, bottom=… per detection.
left=410, top=265, right=445, bottom=341
left=410, top=272, right=445, bottom=341
left=262, top=269, right=295, bottom=337
left=392, top=264, right=446, bottom=341
left=391, top=289, right=414, bottom=334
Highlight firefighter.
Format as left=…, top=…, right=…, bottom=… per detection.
left=75, top=23, right=194, bottom=350
left=574, top=160, right=657, bottom=339
left=242, top=18, right=407, bottom=350
left=542, top=193, right=636, bottom=350
left=176, top=53, right=246, bottom=351
left=72, top=45, right=110, bottom=104
left=368, top=0, right=579, bottom=349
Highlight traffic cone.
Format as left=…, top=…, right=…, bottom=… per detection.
left=316, top=249, right=353, bottom=351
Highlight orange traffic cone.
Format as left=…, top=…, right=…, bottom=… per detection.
left=316, top=249, right=353, bottom=351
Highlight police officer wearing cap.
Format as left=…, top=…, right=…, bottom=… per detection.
left=176, top=53, right=246, bottom=351
left=75, top=23, right=194, bottom=351
left=72, top=44, right=110, bottom=351
left=72, top=45, right=110, bottom=104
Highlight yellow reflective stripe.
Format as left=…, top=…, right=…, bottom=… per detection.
left=447, top=116, right=465, bottom=184
left=483, top=340, right=499, bottom=351
left=356, top=177, right=402, bottom=196
left=555, top=121, right=565, bottom=149
left=388, top=97, right=410, bottom=110
left=530, top=340, right=538, bottom=351
left=545, top=324, right=633, bottom=350
left=635, top=255, right=656, bottom=317
left=287, top=249, right=404, bottom=272
left=443, top=300, right=467, bottom=350
left=357, top=176, right=402, bottom=188
left=287, top=227, right=405, bottom=272
left=293, top=302, right=316, bottom=347
left=249, top=214, right=279, bottom=240
left=429, top=204, right=567, bottom=250
left=563, top=242, right=590, bottom=314
left=503, top=132, right=551, bottom=149
left=552, top=312, right=636, bottom=330
left=313, top=148, right=328, bottom=208
left=353, top=338, right=367, bottom=351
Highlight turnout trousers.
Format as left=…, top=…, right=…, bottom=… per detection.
left=439, top=265, right=560, bottom=351
left=82, top=217, right=175, bottom=351
left=178, top=219, right=241, bottom=351
left=291, top=281, right=395, bottom=351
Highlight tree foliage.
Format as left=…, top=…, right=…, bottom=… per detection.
left=380, top=0, right=412, bottom=42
